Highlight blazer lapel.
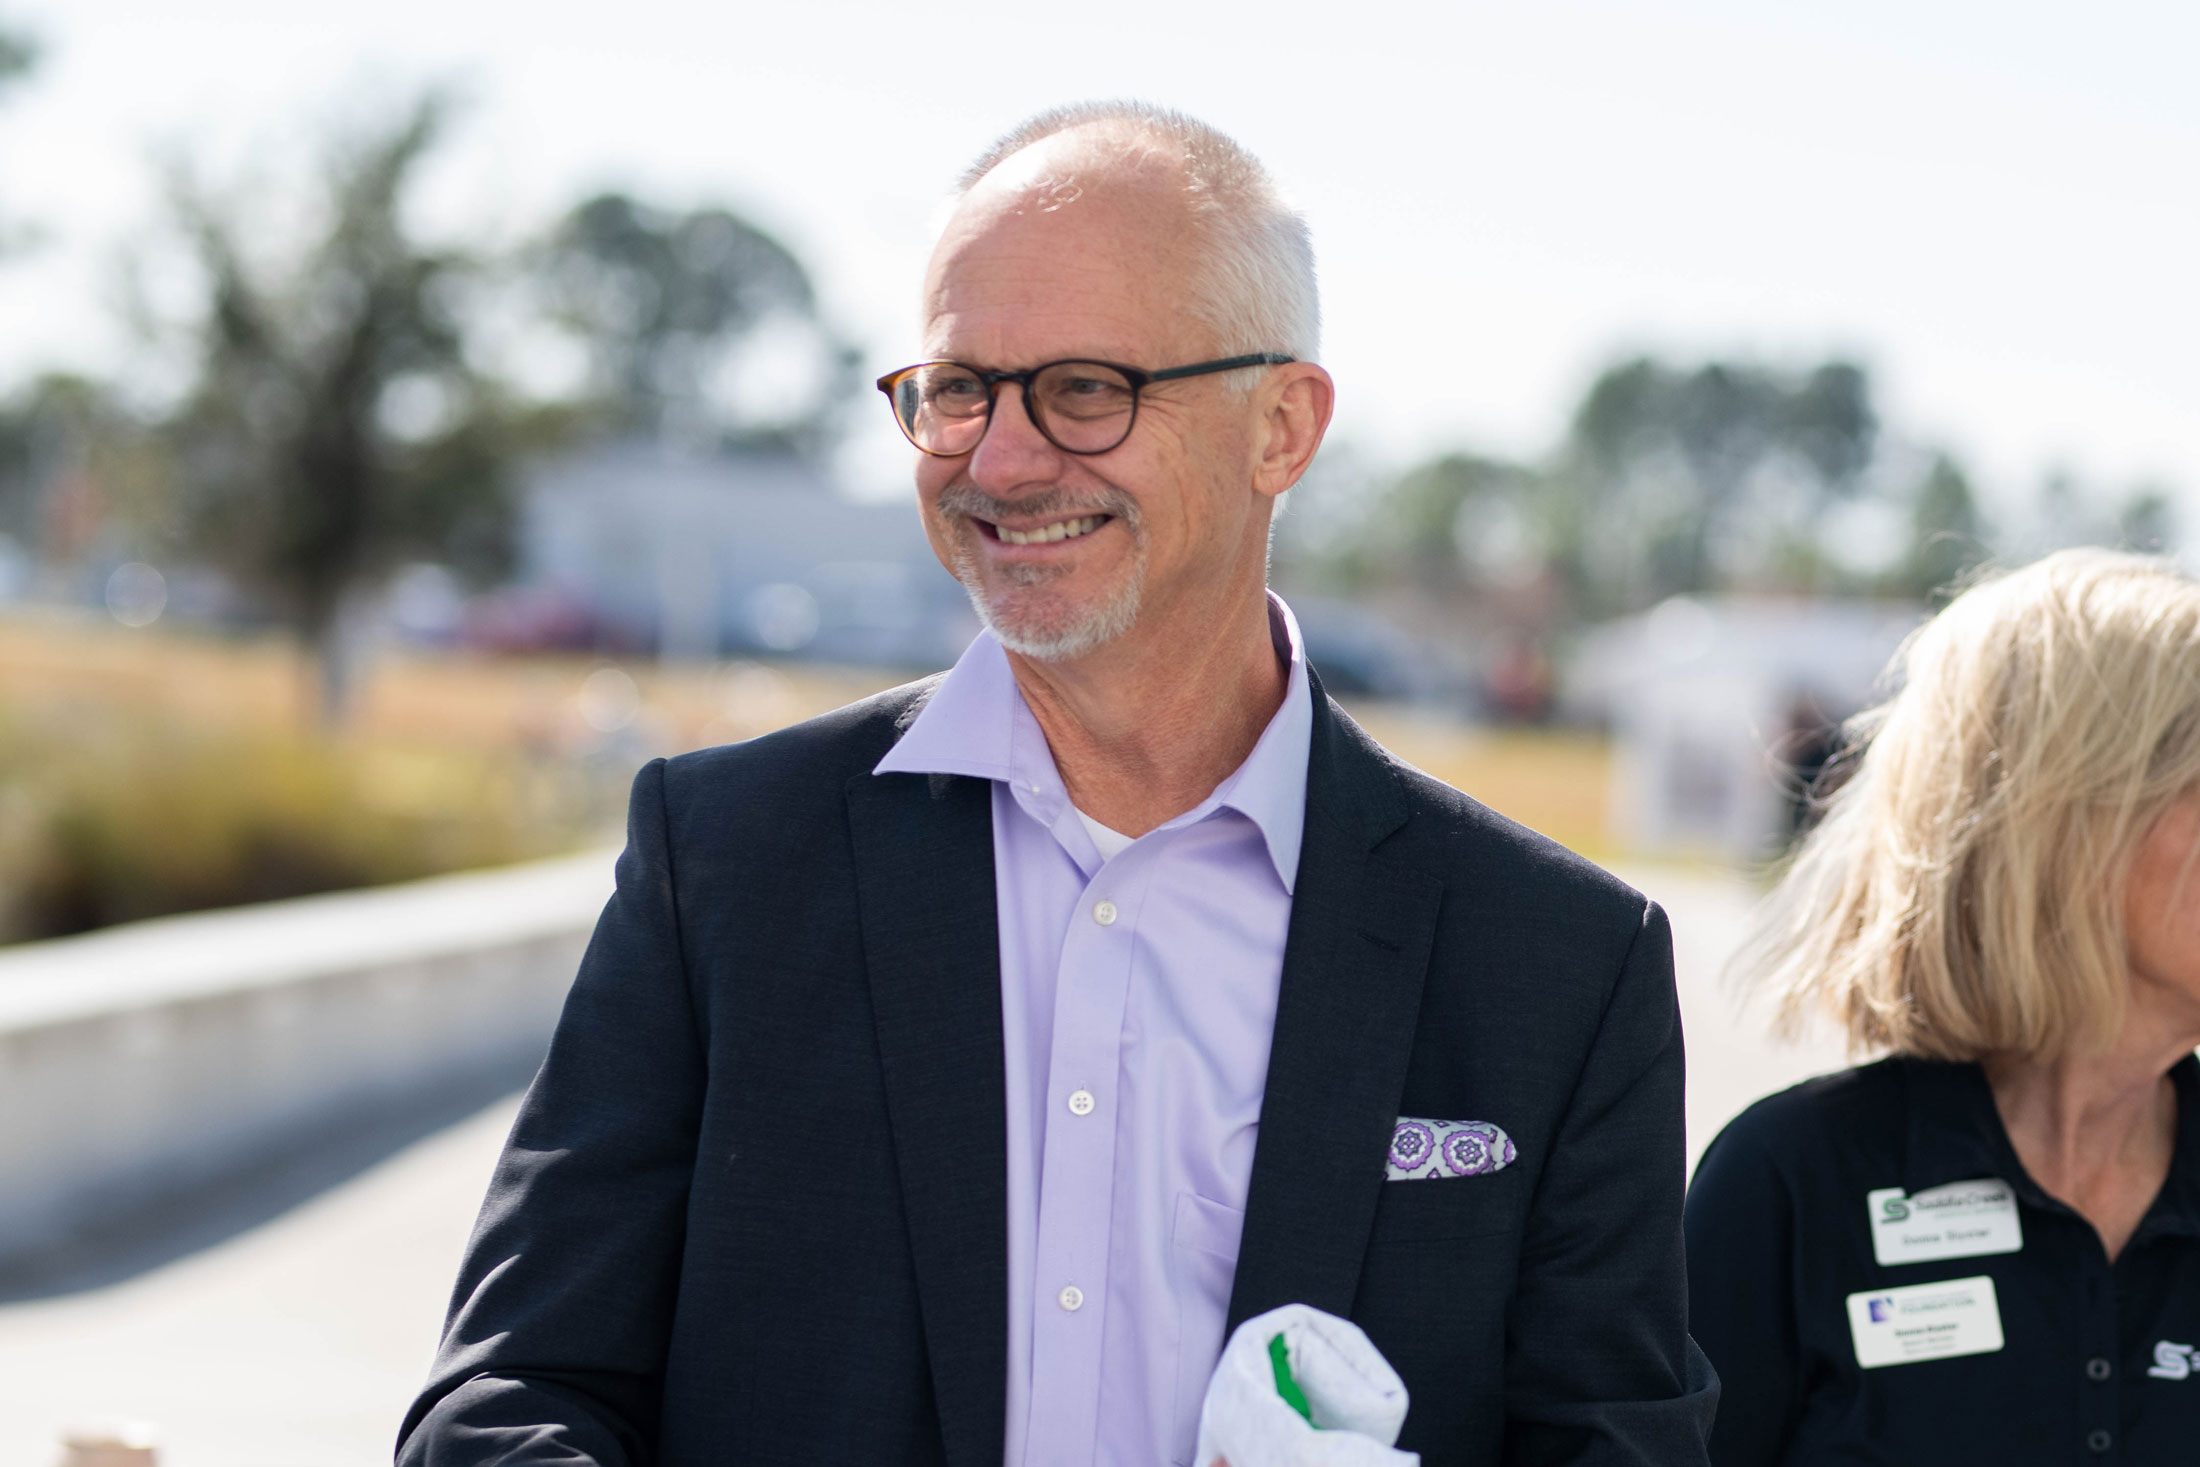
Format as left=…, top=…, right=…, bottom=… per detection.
left=1227, top=686, right=1444, bottom=1330
left=845, top=768, right=1006, bottom=1467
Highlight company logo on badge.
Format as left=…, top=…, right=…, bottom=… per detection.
left=1846, top=1275, right=2005, bottom=1369
left=1867, top=1180, right=2023, bottom=1266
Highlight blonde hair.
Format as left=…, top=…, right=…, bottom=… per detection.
left=1740, top=548, right=2200, bottom=1062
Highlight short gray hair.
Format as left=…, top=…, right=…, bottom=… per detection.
left=957, top=101, right=1320, bottom=367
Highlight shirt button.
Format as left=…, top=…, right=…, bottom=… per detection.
left=2088, top=1428, right=2112, bottom=1454
left=1092, top=899, right=1118, bottom=926
left=2086, top=1356, right=2113, bottom=1382
left=1067, top=1089, right=1095, bottom=1116
left=1058, top=1284, right=1084, bottom=1312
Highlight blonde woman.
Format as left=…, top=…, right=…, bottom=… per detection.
left=1686, top=549, right=2200, bottom=1464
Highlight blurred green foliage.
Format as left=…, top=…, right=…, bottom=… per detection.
left=0, top=373, right=169, bottom=557
left=156, top=93, right=519, bottom=716
left=0, top=84, right=859, bottom=723
left=0, top=22, right=32, bottom=95
left=1279, top=354, right=2172, bottom=634
left=0, top=707, right=597, bottom=942
left=0, top=15, right=39, bottom=246
left=1901, top=451, right=1988, bottom=602
left=1552, top=357, right=1877, bottom=611
left=533, top=191, right=856, bottom=448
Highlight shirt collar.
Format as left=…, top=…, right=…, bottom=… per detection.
left=1898, top=1052, right=2200, bottom=1241
left=874, top=591, right=1314, bottom=893
left=2151, top=1057, right=2200, bottom=1240
left=1898, top=1057, right=2025, bottom=1197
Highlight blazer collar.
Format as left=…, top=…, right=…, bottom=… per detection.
left=1227, top=674, right=1439, bottom=1329
left=844, top=763, right=1007, bottom=1467
left=845, top=664, right=1438, bottom=1448
left=876, top=594, right=1316, bottom=893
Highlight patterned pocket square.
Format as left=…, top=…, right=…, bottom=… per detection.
left=1386, top=1117, right=1516, bottom=1180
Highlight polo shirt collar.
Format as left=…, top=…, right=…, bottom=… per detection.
left=1897, top=1052, right=2200, bottom=1241
left=1898, top=1058, right=2026, bottom=1197
left=2145, top=1054, right=2200, bottom=1242
left=874, top=592, right=1313, bottom=893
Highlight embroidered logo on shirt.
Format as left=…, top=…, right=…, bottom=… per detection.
left=1386, top=1117, right=1515, bottom=1180
left=2149, top=1341, right=2196, bottom=1380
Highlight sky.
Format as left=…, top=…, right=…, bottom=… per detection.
left=2, top=0, right=2196, bottom=519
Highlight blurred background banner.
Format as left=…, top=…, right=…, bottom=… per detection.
left=0, top=1, right=2190, bottom=1460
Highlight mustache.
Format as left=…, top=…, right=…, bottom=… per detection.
left=935, top=483, right=1142, bottom=531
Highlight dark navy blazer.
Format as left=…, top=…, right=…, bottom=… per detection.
left=397, top=674, right=1716, bottom=1466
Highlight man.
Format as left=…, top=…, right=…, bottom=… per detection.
left=399, top=103, right=1715, bottom=1467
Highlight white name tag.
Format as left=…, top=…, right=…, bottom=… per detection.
left=1868, top=1179, right=2023, bottom=1265
left=1847, top=1275, right=2005, bottom=1369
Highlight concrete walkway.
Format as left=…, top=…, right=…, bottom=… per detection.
left=0, top=1098, right=515, bottom=1466
left=0, top=863, right=1845, bottom=1466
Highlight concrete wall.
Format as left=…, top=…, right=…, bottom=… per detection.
left=0, top=851, right=614, bottom=1267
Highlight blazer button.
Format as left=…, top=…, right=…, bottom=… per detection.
left=1058, top=1284, right=1085, bottom=1312
left=1092, top=900, right=1118, bottom=926
left=2088, top=1429, right=2112, bottom=1453
left=1067, top=1089, right=1096, bottom=1116
left=2086, top=1356, right=2112, bottom=1382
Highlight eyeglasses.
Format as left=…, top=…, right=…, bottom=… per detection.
left=875, top=353, right=1295, bottom=458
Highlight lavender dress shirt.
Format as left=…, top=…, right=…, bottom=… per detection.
left=874, top=593, right=1313, bottom=1467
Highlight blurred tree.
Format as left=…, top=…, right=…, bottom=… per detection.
left=1359, top=452, right=1544, bottom=594
left=0, top=374, right=167, bottom=562
left=158, top=92, right=516, bottom=718
left=0, top=379, right=59, bottom=546
left=2016, top=467, right=2183, bottom=561
left=531, top=192, right=857, bottom=448
left=1552, top=357, right=1878, bottom=614
left=1278, top=352, right=2188, bottom=646
left=0, top=17, right=39, bottom=247
left=1268, top=437, right=1384, bottom=591
left=1891, top=451, right=1989, bottom=600
left=0, top=22, right=33, bottom=104
left=2117, top=487, right=2176, bottom=554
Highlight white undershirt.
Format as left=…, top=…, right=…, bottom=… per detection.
left=1073, top=806, right=1135, bottom=860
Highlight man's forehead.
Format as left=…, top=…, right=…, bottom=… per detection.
left=937, top=154, right=1192, bottom=269
left=924, top=135, right=1204, bottom=358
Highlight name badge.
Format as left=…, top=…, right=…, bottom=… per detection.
left=1867, top=1179, right=2023, bottom=1265
left=1847, top=1275, right=2005, bottom=1369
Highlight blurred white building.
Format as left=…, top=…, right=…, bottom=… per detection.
left=490, top=439, right=1465, bottom=695
left=503, top=438, right=978, bottom=668
left=1568, top=596, right=1925, bottom=862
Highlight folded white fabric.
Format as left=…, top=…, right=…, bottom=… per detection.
left=1191, top=1303, right=1420, bottom=1467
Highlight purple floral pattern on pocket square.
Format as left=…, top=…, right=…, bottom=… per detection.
left=1386, top=1117, right=1516, bottom=1180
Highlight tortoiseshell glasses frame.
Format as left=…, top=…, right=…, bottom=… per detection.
left=875, top=353, right=1295, bottom=457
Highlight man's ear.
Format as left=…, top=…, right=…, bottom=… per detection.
left=1250, top=364, right=1335, bottom=501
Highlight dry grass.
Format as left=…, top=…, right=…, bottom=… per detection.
left=0, top=613, right=1617, bottom=936
left=1350, top=707, right=1616, bottom=861
left=0, top=614, right=914, bottom=939
left=0, top=612, right=897, bottom=755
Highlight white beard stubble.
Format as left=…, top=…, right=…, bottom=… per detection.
left=936, top=484, right=1147, bottom=662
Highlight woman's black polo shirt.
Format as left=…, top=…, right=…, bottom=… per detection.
left=1687, top=1053, right=2200, bottom=1464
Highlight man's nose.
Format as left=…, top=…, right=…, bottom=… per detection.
left=966, top=382, right=1062, bottom=490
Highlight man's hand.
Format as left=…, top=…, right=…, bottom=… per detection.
left=1193, top=1305, right=1419, bottom=1467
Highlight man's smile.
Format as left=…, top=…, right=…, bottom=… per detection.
left=974, top=512, right=1116, bottom=547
